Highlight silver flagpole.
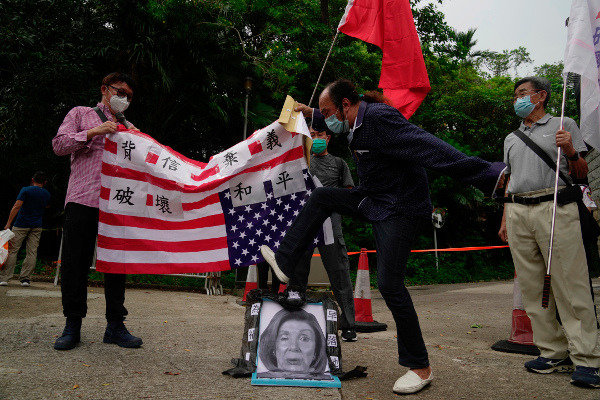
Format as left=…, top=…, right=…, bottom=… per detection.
left=542, top=76, right=569, bottom=309
left=308, top=31, right=340, bottom=108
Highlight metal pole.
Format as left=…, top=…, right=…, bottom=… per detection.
left=542, top=76, right=569, bottom=308
left=243, top=92, right=249, bottom=140
left=308, top=31, right=340, bottom=108
left=53, top=232, right=63, bottom=286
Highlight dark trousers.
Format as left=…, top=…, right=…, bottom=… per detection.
left=61, top=202, right=128, bottom=322
left=257, top=262, right=281, bottom=292
left=293, top=213, right=356, bottom=330
left=275, top=187, right=429, bottom=368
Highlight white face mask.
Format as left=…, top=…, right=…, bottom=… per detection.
left=109, top=94, right=130, bottom=113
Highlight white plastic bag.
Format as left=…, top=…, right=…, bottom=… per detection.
left=0, top=229, right=15, bottom=268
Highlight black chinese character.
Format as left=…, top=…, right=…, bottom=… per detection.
left=113, top=187, right=135, bottom=205
left=223, top=151, right=238, bottom=168
left=122, top=141, right=136, bottom=161
left=155, top=195, right=172, bottom=214
left=233, top=182, right=252, bottom=201
left=275, top=171, right=293, bottom=191
left=266, top=129, right=282, bottom=150
left=161, top=156, right=181, bottom=171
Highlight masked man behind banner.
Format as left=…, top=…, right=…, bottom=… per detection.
left=52, top=72, right=143, bottom=351
left=282, top=119, right=358, bottom=343
left=498, top=76, right=600, bottom=388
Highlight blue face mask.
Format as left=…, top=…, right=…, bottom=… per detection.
left=514, top=95, right=537, bottom=118
left=311, top=138, right=327, bottom=154
left=325, top=113, right=349, bottom=134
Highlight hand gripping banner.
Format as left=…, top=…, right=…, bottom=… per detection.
left=96, top=120, right=332, bottom=274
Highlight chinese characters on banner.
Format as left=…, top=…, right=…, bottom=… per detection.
left=97, top=120, right=332, bottom=274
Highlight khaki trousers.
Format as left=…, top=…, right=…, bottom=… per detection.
left=506, top=190, right=600, bottom=367
left=0, top=227, right=42, bottom=282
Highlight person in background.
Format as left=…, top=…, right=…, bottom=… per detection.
left=289, top=119, right=357, bottom=342
left=1, top=171, right=51, bottom=287
left=52, top=72, right=142, bottom=351
left=498, top=76, right=599, bottom=388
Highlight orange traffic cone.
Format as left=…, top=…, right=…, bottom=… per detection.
left=491, top=271, right=540, bottom=355
left=354, top=248, right=387, bottom=332
left=242, top=264, right=259, bottom=302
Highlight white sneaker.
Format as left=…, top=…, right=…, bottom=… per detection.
left=393, top=370, right=433, bottom=394
left=259, top=245, right=290, bottom=283
left=0, top=282, right=7, bottom=286
left=20, top=280, right=30, bottom=287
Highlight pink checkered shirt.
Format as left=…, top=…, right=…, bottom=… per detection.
left=52, top=103, right=114, bottom=209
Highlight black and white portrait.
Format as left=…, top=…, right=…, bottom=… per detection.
left=255, top=300, right=334, bottom=382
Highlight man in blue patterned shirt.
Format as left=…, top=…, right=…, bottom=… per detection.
left=261, top=79, right=505, bottom=394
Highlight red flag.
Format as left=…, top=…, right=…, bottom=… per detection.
left=338, top=0, right=430, bottom=119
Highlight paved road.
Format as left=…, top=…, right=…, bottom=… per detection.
left=1, top=279, right=598, bottom=399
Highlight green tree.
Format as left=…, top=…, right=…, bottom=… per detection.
left=534, top=62, right=578, bottom=120
left=479, top=47, right=533, bottom=77
left=449, top=28, right=483, bottom=64
left=0, top=0, right=518, bottom=279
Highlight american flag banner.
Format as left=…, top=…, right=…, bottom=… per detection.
left=96, top=120, right=332, bottom=274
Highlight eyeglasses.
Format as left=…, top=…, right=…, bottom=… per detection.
left=513, top=89, right=542, bottom=102
left=107, top=85, right=133, bottom=101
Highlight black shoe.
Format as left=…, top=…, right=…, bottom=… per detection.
left=54, top=317, right=82, bottom=350
left=103, top=321, right=143, bottom=348
left=571, top=366, right=600, bottom=388
left=524, top=356, right=574, bottom=374
left=341, top=329, right=358, bottom=342
left=20, top=279, right=30, bottom=287
left=278, top=285, right=306, bottom=309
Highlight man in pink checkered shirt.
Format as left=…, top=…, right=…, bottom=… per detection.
left=52, top=72, right=143, bottom=351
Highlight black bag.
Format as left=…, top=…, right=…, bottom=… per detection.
left=511, top=129, right=600, bottom=240
left=577, top=199, right=600, bottom=240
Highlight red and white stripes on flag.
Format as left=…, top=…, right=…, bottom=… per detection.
left=96, top=120, right=331, bottom=275
left=564, top=0, right=600, bottom=150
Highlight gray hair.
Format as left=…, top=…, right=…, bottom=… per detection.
left=514, top=76, right=551, bottom=108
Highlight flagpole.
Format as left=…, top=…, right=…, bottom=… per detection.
left=541, top=76, right=569, bottom=309
left=308, top=31, right=340, bottom=108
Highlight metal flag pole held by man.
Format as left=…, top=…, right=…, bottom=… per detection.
left=541, top=79, right=569, bottom=308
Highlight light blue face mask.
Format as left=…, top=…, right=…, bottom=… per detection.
left=311, top=138, right=327, bottom=154
left=325, top=113, right=349, bottom=134
left=514, top=95, right=536, bottom=118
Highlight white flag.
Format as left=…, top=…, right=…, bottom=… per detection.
left=564, top=0, right=600, bottom=150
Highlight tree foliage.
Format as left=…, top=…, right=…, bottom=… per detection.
left=0, top=0, right=567, bottom=275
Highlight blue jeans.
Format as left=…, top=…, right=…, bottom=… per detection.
left=275, top=187, right=429, bottom=368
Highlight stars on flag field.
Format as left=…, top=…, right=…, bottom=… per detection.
left=220, top=170, right=324, bottom=267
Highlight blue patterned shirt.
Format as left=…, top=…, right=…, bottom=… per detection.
left=313, top=102, right=505, bottom=220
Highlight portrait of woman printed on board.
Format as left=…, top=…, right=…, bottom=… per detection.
left=257, top=307, right=330, bottom=380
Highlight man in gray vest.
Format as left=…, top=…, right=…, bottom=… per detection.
left=498, top=76, right=599, bottom=388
